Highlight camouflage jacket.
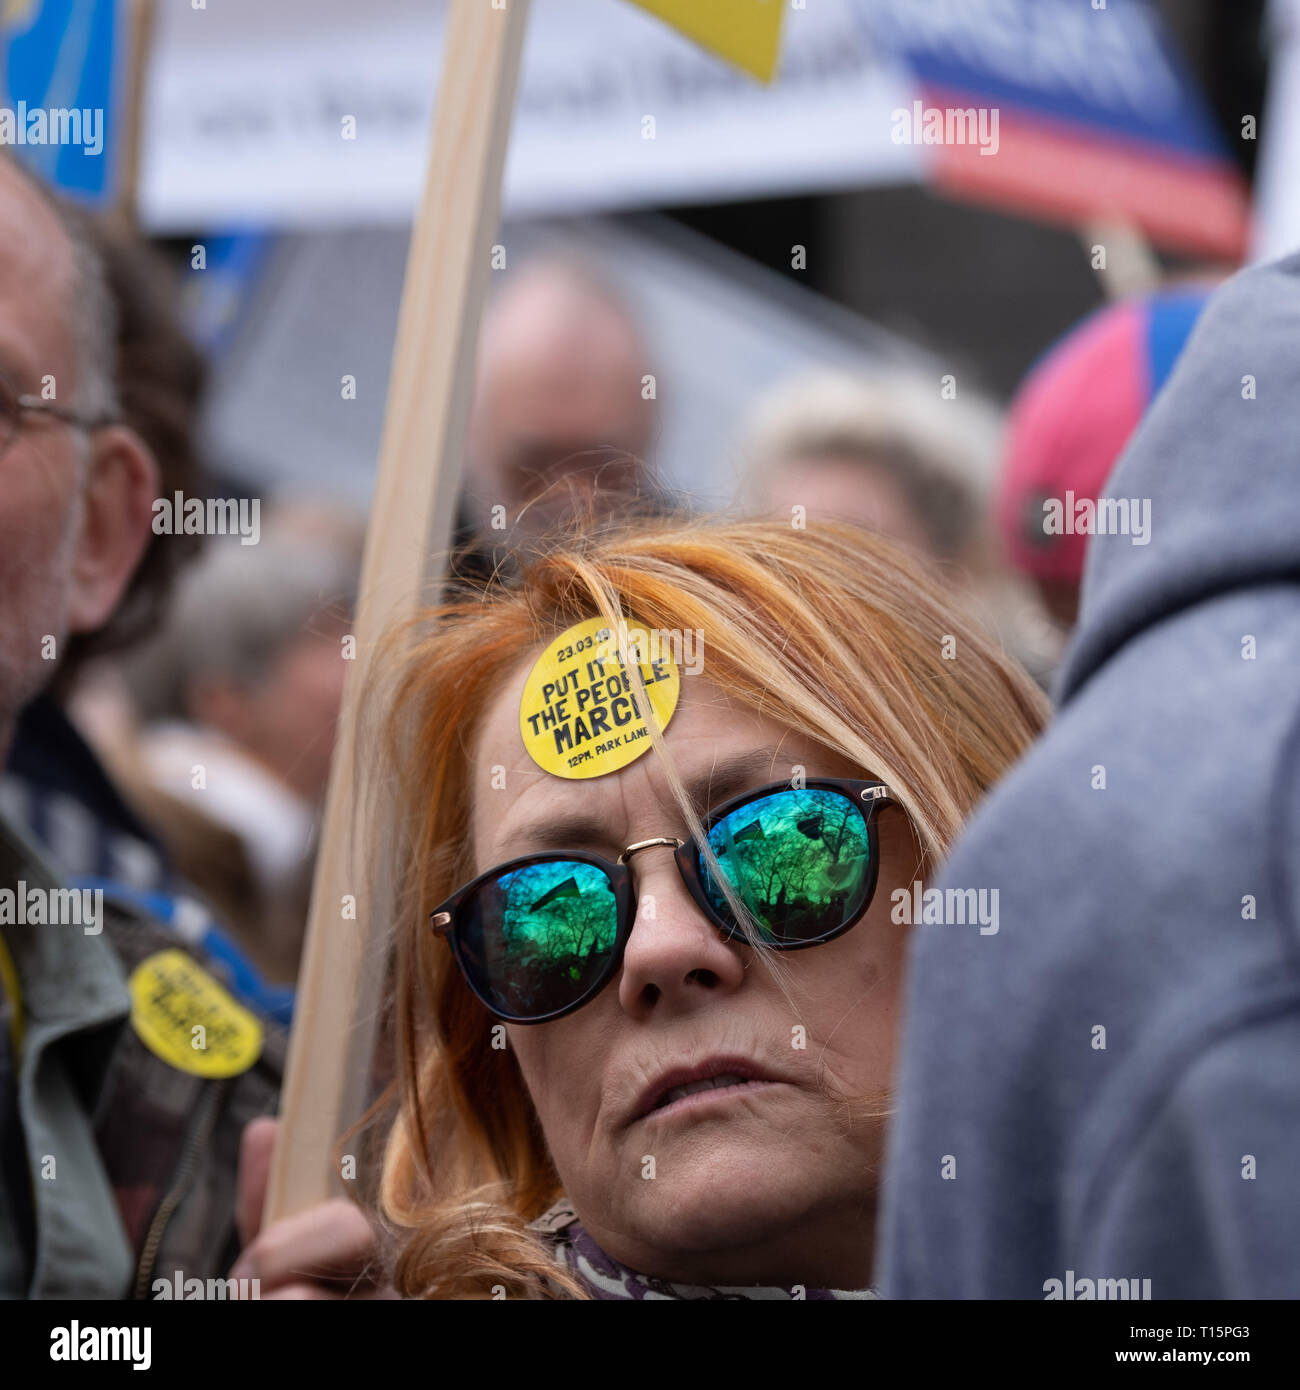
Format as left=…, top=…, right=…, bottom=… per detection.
left=0, top=814, right=285, bottom=1298
left=97, top=898, right=286, bottom=1298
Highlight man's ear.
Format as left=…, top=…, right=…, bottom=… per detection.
left=66, top=424, right=160, bottom=635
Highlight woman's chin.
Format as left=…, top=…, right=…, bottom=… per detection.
left=608, top=1162, right=817, bottom=1258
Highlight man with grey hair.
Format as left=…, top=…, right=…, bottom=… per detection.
left=0, top=157, right=151, bottom=729
left=1, top=181, right=209, bottom=909
left=0, top=157, right=387, bottom=1303
left=0, top=156, right=289, bottom=1299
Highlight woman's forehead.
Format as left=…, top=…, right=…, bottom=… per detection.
left=473, top=653, right=786, bottom=779
left=469, top=660, right=815, bottom=861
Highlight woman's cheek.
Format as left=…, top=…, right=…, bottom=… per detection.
left=801, top=941, right=902, bottom=1091
left=506, top=1024, right=586, bottom=1151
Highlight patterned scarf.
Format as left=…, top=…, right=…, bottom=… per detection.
left=528, top=1199, right=880, bottom=1301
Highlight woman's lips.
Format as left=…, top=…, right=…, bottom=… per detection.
left=635, top=1077, right=785, bottom=1125
left=630, top=1056, right=784, bottom=1126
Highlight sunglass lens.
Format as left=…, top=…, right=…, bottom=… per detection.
left=458, top=860, right=619, bottom=1019
left=700, top=788, right=873, bottom=944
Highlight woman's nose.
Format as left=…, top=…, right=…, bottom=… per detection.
left=615, top=849, right=747, bottom=1019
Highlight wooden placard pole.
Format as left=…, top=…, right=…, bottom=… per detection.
left=265, top=0, right=532, bottom=1222
left=114, top=0, right=156, bottom=228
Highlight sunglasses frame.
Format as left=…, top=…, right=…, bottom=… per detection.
left=430, top=777, right=894, bottom=1025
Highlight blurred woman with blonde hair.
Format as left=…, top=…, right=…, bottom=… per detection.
left=370, top=515, right=1046, bottom=1299
left=735, top=370, right=1064, bottom=686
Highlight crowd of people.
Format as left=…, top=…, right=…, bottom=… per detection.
left=0, top=145, right=1294, bottom=1301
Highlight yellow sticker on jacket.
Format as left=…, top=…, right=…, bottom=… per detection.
left=128, top=949, right=263, bottom=1078
left=520, top=617, right=680, bottom=779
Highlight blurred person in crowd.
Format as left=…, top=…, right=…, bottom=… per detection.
left=259, top=494, right=367, bottom=571
left=0, top=183, right=298, bottom=1026
left=997, top=284, right=1213, bottom=632
left=358, top=516, right=1045, bottom=1298
left=879, top=256, right=1300, bottom=1297
left=452, top=255, right=662, bottom=580
left=124, top=528, right=357, bottom=984
left=0, top=158, right=389, bottom=1303
left=1, top=206, right=206, bottom=899
left=737, top=370, right=991, bottom=563
left=736, top=371, right=1061, bottom=686
left=0, top=154, right=291, bottom=1297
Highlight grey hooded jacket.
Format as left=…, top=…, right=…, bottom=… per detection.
left=877, top=252, right=1300, bottom=1299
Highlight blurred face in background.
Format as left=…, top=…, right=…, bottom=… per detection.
left=465, top=263, right=656, bottom=539
left=0, top=163, right=91, bottom=741
left=470, top=657, right=921, bottom=1291
left=188, top=616, right=349, bottom=805
left=762, top=453, right=932, bottom=558
left=0, top=159, right=155, bottom=752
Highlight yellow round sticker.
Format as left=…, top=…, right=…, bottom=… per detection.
left=128, top=949, right=264, bottom=1079
left=520, top=617, right=681, bottom=779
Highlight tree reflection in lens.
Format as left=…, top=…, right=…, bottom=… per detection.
left=703, top=790, right=871, bottom=942
left=473, top=861, right=618, bottom=1015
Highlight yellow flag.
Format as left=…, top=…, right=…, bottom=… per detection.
left=629, top=0, right=784, bottom=83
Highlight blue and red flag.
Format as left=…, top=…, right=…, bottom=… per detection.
left=861, top=0, right=1250, bottom=261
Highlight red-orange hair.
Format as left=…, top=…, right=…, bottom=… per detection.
left=364, top=515, right=1046, bottom=1298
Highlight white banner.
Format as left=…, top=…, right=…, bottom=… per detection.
left=198, top=216, right=933, bottom=507
left=138, top=0, right=919, bottom=231
left=1252, top=0, right=1300, bottom=261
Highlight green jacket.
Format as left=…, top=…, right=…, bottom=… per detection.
left=0, top=814, right=285, bottom=1298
